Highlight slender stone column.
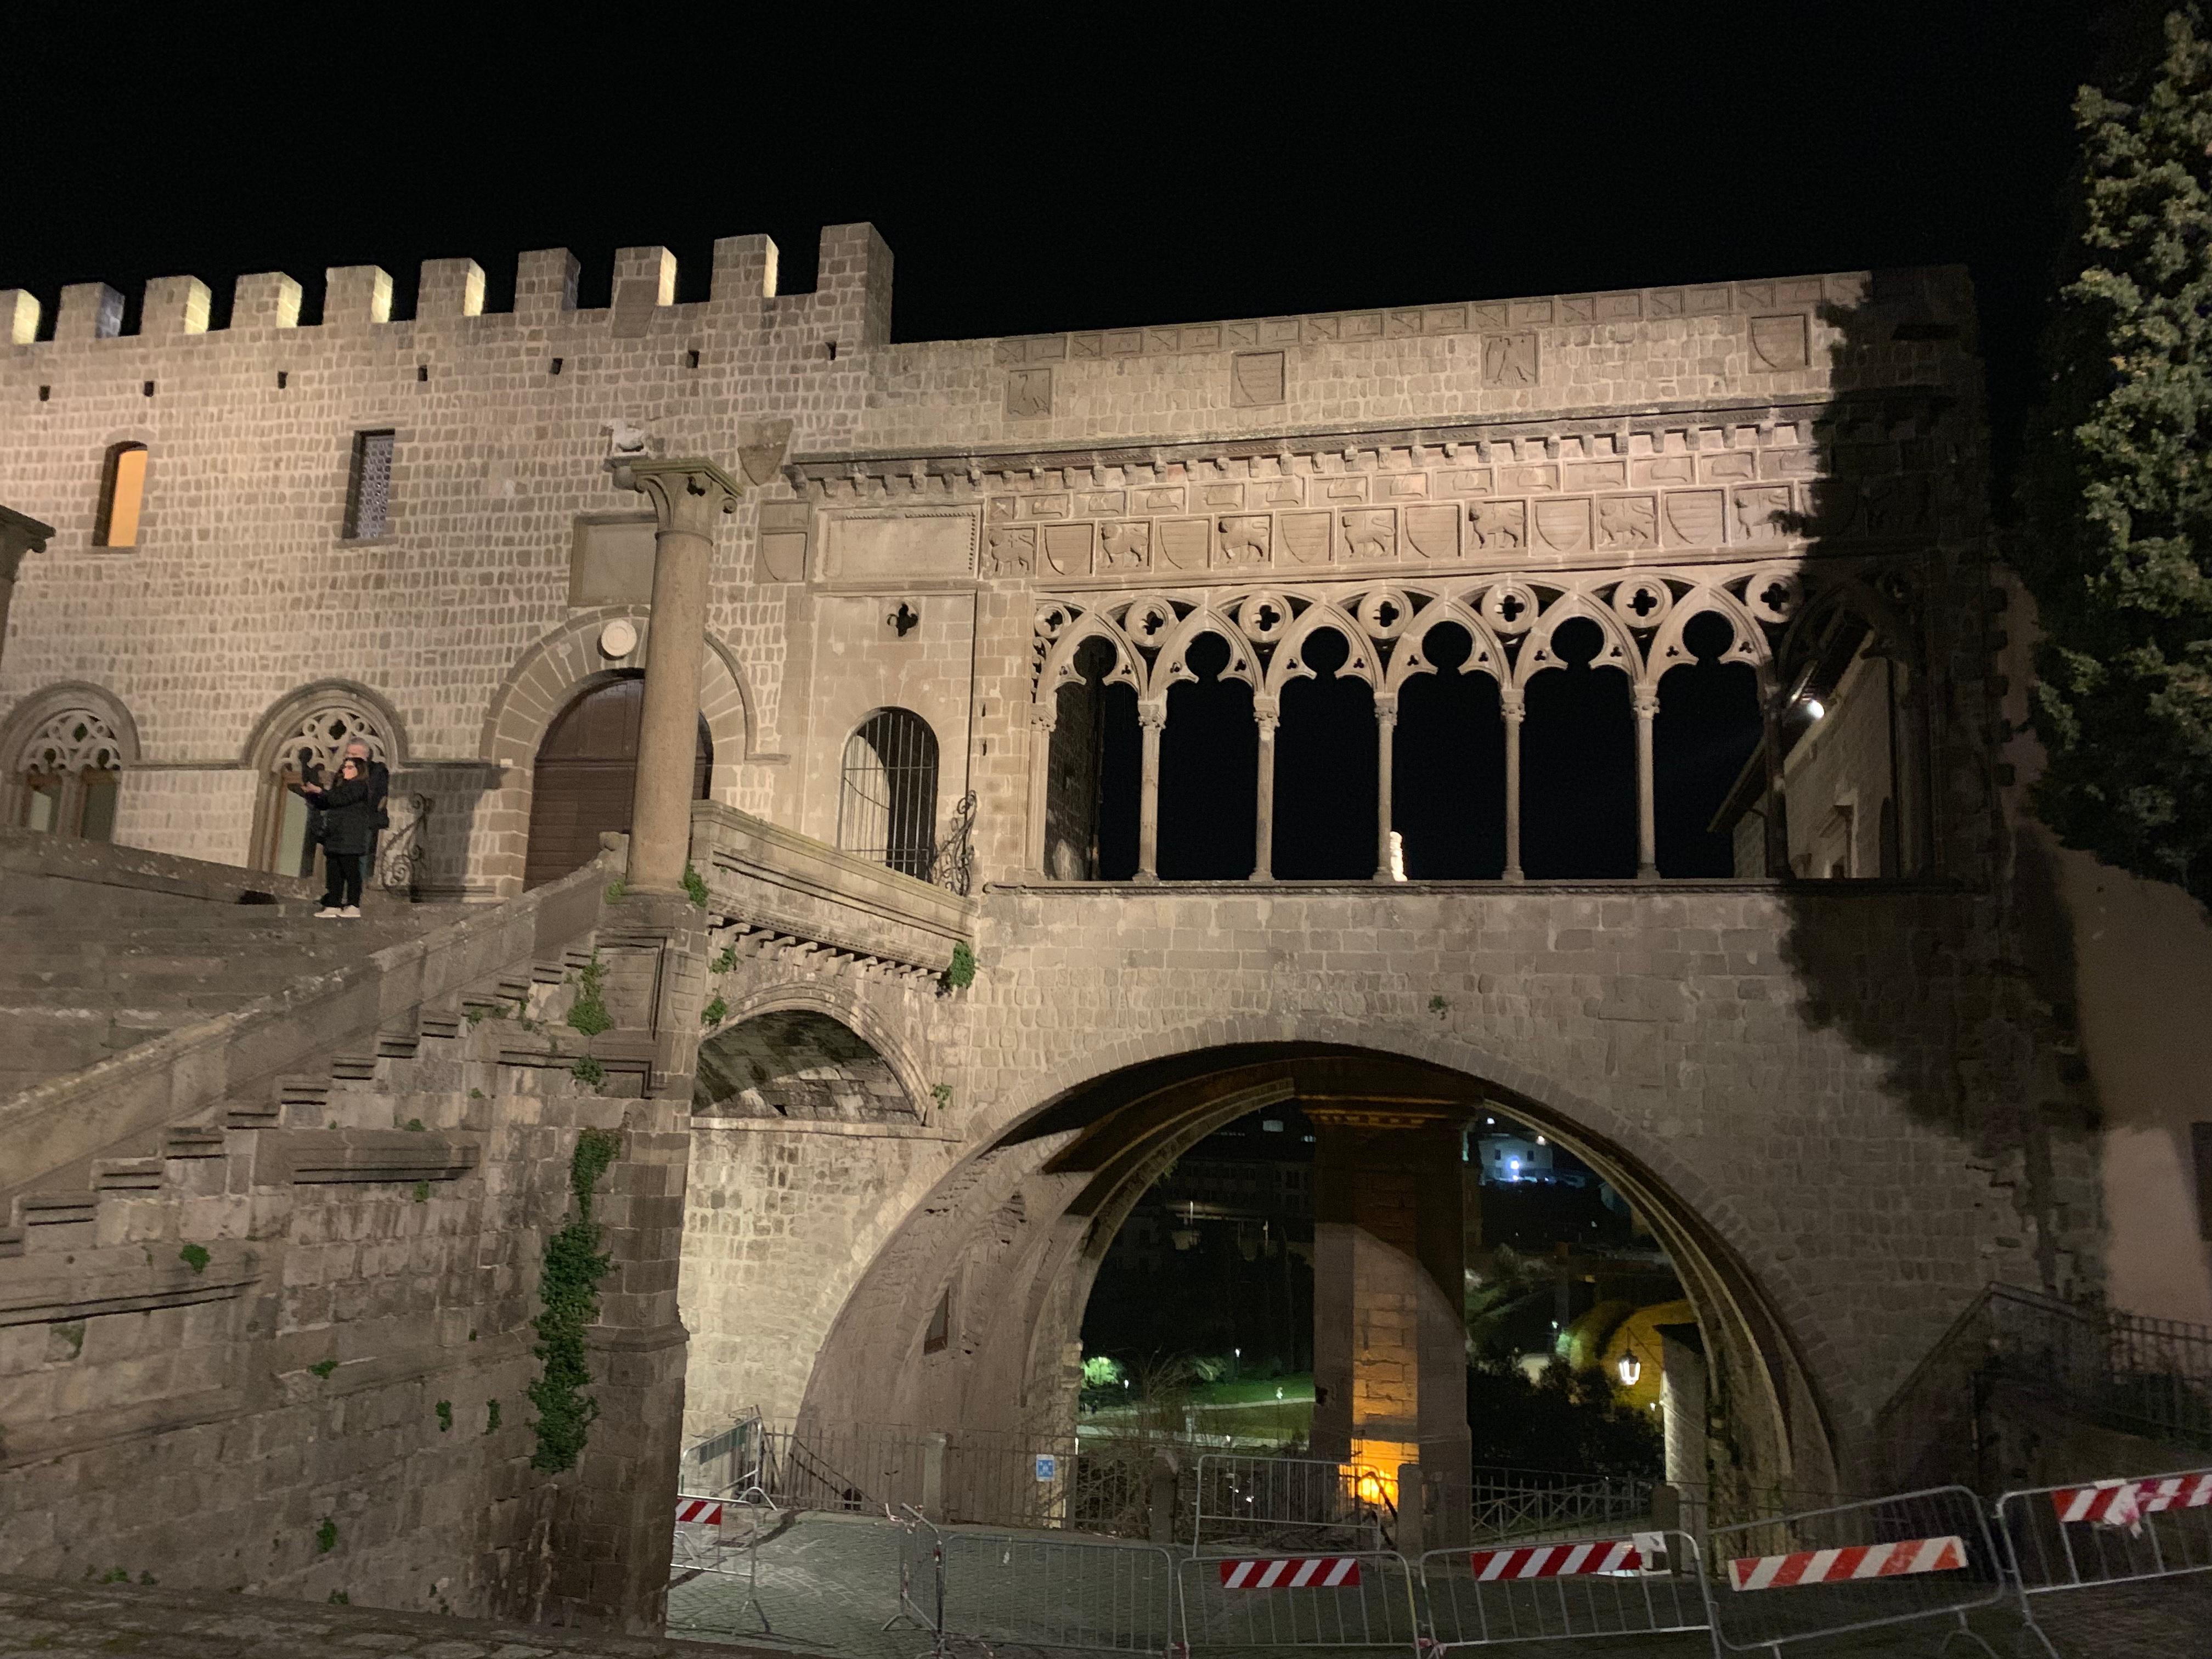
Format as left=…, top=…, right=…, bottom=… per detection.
left=1500, top=687, right=1526, bottom=882
left=613, top=459, right=743, bottom=896
left=1252, top=697, right=1278, bottom=882
left=1633, top=682, right=1660, bottom=881
left=1759, top=681, right=1790, bottom=878
left=1136, top=703, right=1165, bottom=882
left=1374, top=693, right=1398, bottom=881
left=0, top=505, right=55, bottom=681
left=1027, top=703, right=1057, bottom=877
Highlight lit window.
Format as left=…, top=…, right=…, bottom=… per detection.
left=14, top=708, right=125, bottom=841
left=345, top=430, right=395, bottom=538
left=94, top=443, right=146, bottom=547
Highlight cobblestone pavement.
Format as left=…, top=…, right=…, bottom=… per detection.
left=664, top=1511, right=2212, bottom=1659
left=7, top=1525, right=2210, bottom=1659
left=0, top=1572, right=771, bottom=1659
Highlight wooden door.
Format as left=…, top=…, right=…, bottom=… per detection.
left=524, top=676, right=711, bottom=889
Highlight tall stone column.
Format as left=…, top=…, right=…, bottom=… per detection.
left=1633, top=683, right=1660, bottom=880
left=1309, top=1110, right=1472, bottom=1543
left=1373, top=693, right=1398, bottom=881
left=1252, top=697, right=1278, bottom=882
left=613, top=459, right=743, bottom=896
left=1500, top=688, right=1525, bottom=882
left=0, top=505, right=55, bottom=679
left=1136, top=702, right=1165, bottom=882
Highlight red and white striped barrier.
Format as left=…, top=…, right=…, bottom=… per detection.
left=1728, top=1534, right=1966, bottom=1593
left=1465, top=1539, right=1641, bottom=1581
left=2051, top=1472, right=2212, bottom=1528
left=1217, top=1556, right=1363, bottom=1589
left=674, top=1497, right=725, bottom=1526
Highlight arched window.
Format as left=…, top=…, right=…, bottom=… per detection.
left=14, top=708, right=124, bottom=840
left=94, top=443, right=148, bottom=548
left=257, top=701, right=393, bottom=877
left=838, top=708, right=939, bottom=879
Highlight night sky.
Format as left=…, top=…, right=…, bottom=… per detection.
left=9, top=4, right=2154, bottom=875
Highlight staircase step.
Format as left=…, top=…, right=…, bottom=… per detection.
left=92, top=1157, right=164, bottom=1192
left=330, top=1055, right=379, bottom=1081
left=163, top=1126, right=227, bottom=1159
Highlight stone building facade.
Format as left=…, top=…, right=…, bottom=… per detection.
left=3, top=225, right=2203, bottom=1616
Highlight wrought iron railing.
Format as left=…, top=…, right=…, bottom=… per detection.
left=1984, top=1282, right=2212, bottom=1448
left=1464, top=1463, right=1654, bottom=1542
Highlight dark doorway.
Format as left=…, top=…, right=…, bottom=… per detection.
left=523, top=674, right=710, bottom=889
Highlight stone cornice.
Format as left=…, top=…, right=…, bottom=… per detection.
left=0, top=503, right=55, bottom=583
left=785, top=387, right=1955, bottom=494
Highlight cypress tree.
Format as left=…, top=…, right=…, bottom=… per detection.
left=2018, top=9, right=2212, bottom=904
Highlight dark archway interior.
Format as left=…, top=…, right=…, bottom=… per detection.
left=1393, top=623, right=1506, bottom=879
left=1158, top=631, right=1258, bottom=879
left=1654, top=611, right=1764, bottom=878
left=1520, top=619, right=1635, bottom=879
left=1272, top=628, right=1378, bottom=879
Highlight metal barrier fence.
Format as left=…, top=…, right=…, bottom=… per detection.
left=678, top=1412, right=765, bottom=1499
left=668, top=1488, right=778, bottom=1634
left=891, top=1504, right=945, bottom=1638
left=1180, top=1550, right=1423, bottom=1656
left=1999, top=1465, right=2212, bottom=1659
left=937, top=1530, right=1181, bottom=1657
left=1422, top=1530, right=1707, bottom=1649
left=1463, top=1464, right=1655, bottom=1544
left=1194, top=1453, right=1395, bottom=1553
left=1702, top=1483, right=2006, bottom=1656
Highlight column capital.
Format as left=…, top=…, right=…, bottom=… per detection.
left=1138, top=702, right=1168, bottom=732
left=1499, top=686, right=1526, bottom=720
left=0, top=504, right=55, bottom=583
left=1028, top=698, right=1058, bottom=732
left=1253, top=693, right=1280, bottom=729
left=1374, top=692, right=1399, bottom=723
left=613, top=458, right=744, bottom=537
left=1632, top=683, right=1661, bottom=718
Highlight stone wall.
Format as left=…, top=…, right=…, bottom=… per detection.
left=0, top=1056, right=629, bottom=1621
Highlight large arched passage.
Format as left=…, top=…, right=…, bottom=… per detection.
left=791, top=1042, right=1836, bottom=1529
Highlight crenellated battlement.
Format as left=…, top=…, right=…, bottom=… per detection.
left=0, top=222, right=889, bottom=346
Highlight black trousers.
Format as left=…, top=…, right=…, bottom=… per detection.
left=321, top=851, right=366, bottom=909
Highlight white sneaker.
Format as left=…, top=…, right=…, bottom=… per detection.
left=339, top=906, right=362, bottom=919
left=314, top=907, right=341, bottom=918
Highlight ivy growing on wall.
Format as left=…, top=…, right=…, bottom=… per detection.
left=566, top=953, right=612, bottom=1037
left=527, top=1125, right=622, bottom=1474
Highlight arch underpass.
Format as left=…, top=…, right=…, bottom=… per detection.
left=793, top=1041, right=1836, bottom=1526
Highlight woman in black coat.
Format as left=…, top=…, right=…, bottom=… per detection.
left=303, top=755, right=379, bottom=917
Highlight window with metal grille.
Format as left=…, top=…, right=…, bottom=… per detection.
left=837, top=707, right=939, bottom=879
left=345, top=430, right=395, bottom=538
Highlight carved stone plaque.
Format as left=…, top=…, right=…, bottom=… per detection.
left=1339, top=509, right=1396, bottom=561
left=1099, top=521, right=1152, bottom=572
left=1596, top=495, right=1657, bottom=550
left=1043, top=522, right=1094, bottom=575
left=1404, top=503, right=1460, bottom=561
left=1007, top=367, right=1053, bottom=417
left=1662, top=490, right=1725, bottom=548
left=1534, top=498, right=1591, bottom=554
left=1469, top=500, right=1526, bottom=554
left=1215, top=515, right=1272, bottom=567
left=1280, top=512, right=1331, bottom=565
left=1158, top=518, right=1209, bottom=571
left=1230, top=351, right=1286, bottom=407
left=1481, top=331, right=1539, bottom=387
left=1749, top=314, right=1810, bottom=371
left=985, top=525, right=1036, bottom=577
left=1733, top=486, right=1795, bottom=542
left=825, top=509, right=980, bottom=582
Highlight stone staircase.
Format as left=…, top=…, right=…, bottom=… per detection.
left=0, top=931, right=608, bottom=1261
left=0, top=894, right=434, bottom=1098
left=0, top=836, right=623, bottom=1256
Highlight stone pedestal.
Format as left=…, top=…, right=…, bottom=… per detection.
left=1310, top=1110, right=1472, bottom=1544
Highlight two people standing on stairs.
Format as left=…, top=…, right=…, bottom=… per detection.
left=294, top=738, right=389, bottom=918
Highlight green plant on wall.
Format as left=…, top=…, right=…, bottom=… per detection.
left=178, top=1244, right=210, bottom=1274
left=682, top=863, right=710, bottom=908
left=571, top=1056, right=606, bottom=1090
left=314, top=1518, right=337, bottom=1554
left=709, top=945, right=737, bottom=974
left=527, top=1126, right=622, bottom=1473
left=566, top=952, right=613, bottom=1037
left=940, top=941, right=976, bottom=992
left=700, top=995, right=729, bottom=1028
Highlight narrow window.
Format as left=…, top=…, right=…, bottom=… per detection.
left=94, top=442, right=147, bottom=547
left=345, top=430, right=395, bottom=539
left=923, top=1288, right=951, bottom=1355
left=2194, top=1124, right=2212, bottom=1243
left=837, top=708, right=939, bottom=880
